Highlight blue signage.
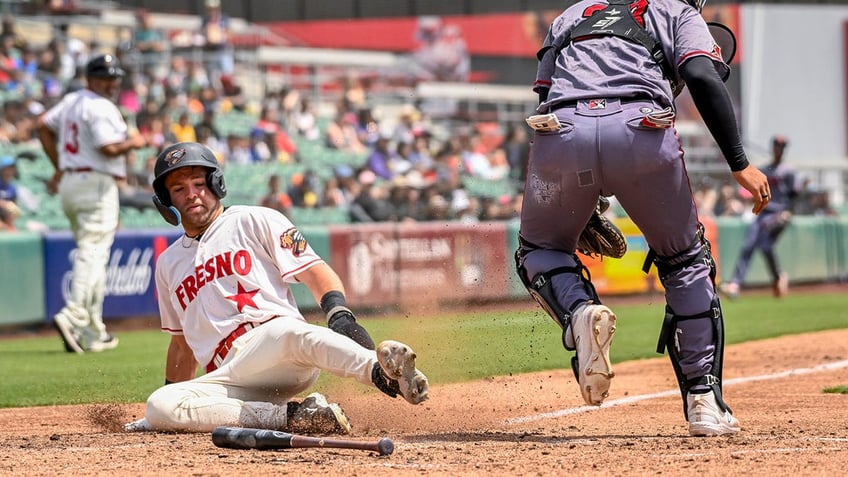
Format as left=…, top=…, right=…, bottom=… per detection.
left=43, top=229, right=182, bottom=321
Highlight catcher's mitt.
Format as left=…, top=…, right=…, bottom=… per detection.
left=577, top=197, right=627, bottom=259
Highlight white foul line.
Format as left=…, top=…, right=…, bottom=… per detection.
left=504, top=359, right=848, bottom=426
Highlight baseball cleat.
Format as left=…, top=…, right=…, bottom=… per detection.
left=124, top=417, right=154, bottom=432
left=376, top=340, right=429, bottom=404
left=86, top=333, right=119, bottom=352
left=773, top=273, right=788, bottom=298
left=718, top=281, right=740, bottom=300
left=687, top=390, right=741, bottom=437
left=53, top=313, right=84, bottom=354
left=287, top=392, right=351, bottom=435
left=570, top=303, right=616, bottom=406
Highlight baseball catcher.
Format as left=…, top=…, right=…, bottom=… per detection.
left=516, top=0, right=772, bottom=438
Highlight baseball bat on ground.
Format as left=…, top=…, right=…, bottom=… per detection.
left=211, top=426, right=394, bottom=456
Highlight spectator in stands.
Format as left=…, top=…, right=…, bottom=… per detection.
left=164, top=56, right=191, bottom=99
left=171, top=111, right=197, bottom=143
left=115, top=70, right=139, bottom=114
left=693, top=177, right=719, bottom=218
left=325, top=111, right=366, bottom=154
left=195, top=102, right=221, bottom=136
left=0, top=198, right=20, bottom=231
left=407, top=132, right=435, bottom=173
left=196, top=120, right=225, bottom=162
left=412, top=19, right=470, bottom=82
left=326, top=165, right=358, bottom=211
left=433, top=137, right=463, bottom=191
left=253, top=106, right=298, bottom=163
left=424, top=192, right=451, bottom=221
left=340, top=75, right=367, bottom=112
left=248, top=129, right=272, bottom=163
left=355, top=107, right=381, bottom=147
left=459, top=130, right=499, bottom=179
left=0, top=34, right=20, bottom=91
left=34, top=40, right=63, bottom=99
left=1, top=15, right=23, bottom=51
left=390, top=174, right=427, bottom=222
left=0, top=100, right=29, bottom=144
left=350, top=170, right=394, bottom=222
left=132, top=10, right=166, bottom=74
left=259, top=174, right=293, bottom=215
left=16, top=43, right=40, bottom=98
left=186, top=60, right=211, bottom=97
left=199, top=0, right=234, bottom=82
left=320, top=176, right=347, bottom=209
left=366, top=136, right=402, bottom=181
left=224, top=133, right=251, bottom=166
left=0, top=155, right=17, bottom=203
left=295, top=170, right=322, bottom=208
left=293, top=97, right=321, bottom=141
left=503, top=124, right=529, bottom=183
left=714, top=183, right=745, bottom=217
left=392, top=104, right=422, bottom=146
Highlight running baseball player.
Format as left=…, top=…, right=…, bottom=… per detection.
left=515, top=0, right=771, bottom=436
left=37, top=54, right=148, bottom=353
left=721, top=135, right=797, bottom=299
left=124, top=142, right=428, bottom=434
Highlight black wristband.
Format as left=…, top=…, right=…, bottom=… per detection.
left=320, top=290, right=347, bottom=315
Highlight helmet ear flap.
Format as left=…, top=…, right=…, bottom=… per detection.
left=152, top=194, right=181, bottom=226
left=207, top=168, right=227, bottom=199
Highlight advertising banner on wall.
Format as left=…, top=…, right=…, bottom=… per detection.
left=329, top=222, right=509, bottom=307
left=42, top=229, right=181, bottom=321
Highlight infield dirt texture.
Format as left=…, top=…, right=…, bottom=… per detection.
left=1, top=312, right=847, bottom=475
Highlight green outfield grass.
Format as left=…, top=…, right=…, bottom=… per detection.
left=0, top=291, right=845, bottom=408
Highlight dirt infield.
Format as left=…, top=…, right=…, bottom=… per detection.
left=1, top=324, right=846, bottom=476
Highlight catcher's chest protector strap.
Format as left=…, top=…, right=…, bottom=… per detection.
left=548, top=0, right=676, bottom=86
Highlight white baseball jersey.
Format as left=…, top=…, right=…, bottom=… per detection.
left=41, top=89, right=129, bottom=178
left=155, top=205, right=324, bottom=367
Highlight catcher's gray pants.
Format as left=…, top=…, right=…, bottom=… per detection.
left=519, top=98, right=717, bottom=381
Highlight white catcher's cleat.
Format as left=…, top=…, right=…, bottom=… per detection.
left=570, top=303, right=616, bottom=406
left=376, top=340, right=429, bottom=404
left=687, top=390, right=741, bottom=437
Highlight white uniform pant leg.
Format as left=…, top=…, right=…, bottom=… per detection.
left=57, top=172, right=119, bottom=344
left=144, top=318, right=379, bottom=432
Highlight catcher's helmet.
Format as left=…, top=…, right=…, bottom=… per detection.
left=151, top=142, right=227, bottom=225
left=680, top=0, right=706, bottom=12
left=85, top=54, right=126, bottom=78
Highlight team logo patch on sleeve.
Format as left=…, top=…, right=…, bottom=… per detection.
left=280, top=227, right=307, bottom=257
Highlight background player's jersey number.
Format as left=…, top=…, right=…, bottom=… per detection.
left=64, top=122, right=79, bottom=154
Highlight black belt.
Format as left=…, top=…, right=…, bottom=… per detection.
left=550, top=95, right=655, bottom=112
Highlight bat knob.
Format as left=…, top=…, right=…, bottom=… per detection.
left=377, top=437, right=394, bottom=456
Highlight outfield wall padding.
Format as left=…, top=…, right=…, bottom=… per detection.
left=1, top=216, right=845, bottom=327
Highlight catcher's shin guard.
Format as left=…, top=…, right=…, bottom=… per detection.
left=657, top=299, right=730, bottom=419
left=514, top=235, right=602, bottom=351
left=646, top=225, right=730, bottom=418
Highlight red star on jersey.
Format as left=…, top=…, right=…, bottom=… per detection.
left=225, top=282, right=260, bottom=312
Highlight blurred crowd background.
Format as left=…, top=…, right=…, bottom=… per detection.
left=0, top=0, right=839, bottom=233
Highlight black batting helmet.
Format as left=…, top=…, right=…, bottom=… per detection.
left=85, top=54, right=126, bottom=79
left=152, top=142, right=227, bottom=225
